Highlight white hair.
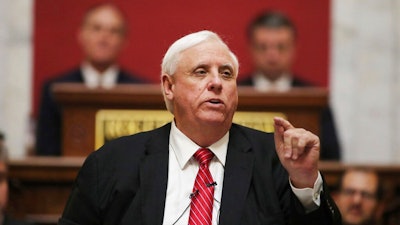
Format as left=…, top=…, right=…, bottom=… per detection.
left=161, top=30, right=239, bottom=113
left=161, top=30, right=239, bottom=75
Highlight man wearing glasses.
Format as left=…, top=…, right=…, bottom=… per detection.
left=334, top=168, right=383, bottom=225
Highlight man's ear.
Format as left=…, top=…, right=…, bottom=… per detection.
left=162, top=74, right=174, bottom=100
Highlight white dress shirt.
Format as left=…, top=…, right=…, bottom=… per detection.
left=252, top=72, right=293, bottom=92
left=81, top=62, right=119, bottom=89
left=162, top=121, right=322, bottom=225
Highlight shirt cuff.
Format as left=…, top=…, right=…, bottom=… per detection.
left=289, top=172, right=323, bottom=213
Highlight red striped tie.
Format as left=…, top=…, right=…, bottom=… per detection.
left=189, top=148, right=215, bottom=225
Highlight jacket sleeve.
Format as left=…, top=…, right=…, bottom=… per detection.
left=288, top=175, right=342, bottom=225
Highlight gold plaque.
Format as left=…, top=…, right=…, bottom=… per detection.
left=95, top=110, right=173, bottom=149
left=233, top=111, right=286, bottom=133
left=95, top=110, right=285, bottom=149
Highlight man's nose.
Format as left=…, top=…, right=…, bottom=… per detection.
left=208, top=72, right=222, bottom=91
left=264, top=46, right=281, bottom=57
left=352, top=192, right=363, bottom=203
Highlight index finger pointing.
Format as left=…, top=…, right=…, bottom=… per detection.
left=273, top=117, right=295, bottom=131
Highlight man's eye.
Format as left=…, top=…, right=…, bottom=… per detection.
left=278, top=44, right=289, bottom=52
left=110, top=28, right=124, bottom=36
left=89, top=24, right=102, bottom=32
left=221, top=70, right=233, bottom=78
left=195, top=69, right=207, bottom=75
left=255, top=44, right=267, bottom=52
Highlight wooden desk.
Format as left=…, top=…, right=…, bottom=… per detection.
left=8, top=157, right=400, bottom=224
left=8, top=157, right=84, bottom=224
left=53, top=84, right=328, bottom=156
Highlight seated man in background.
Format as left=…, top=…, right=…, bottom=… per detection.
left=36, top=3, right=143, bottom=156
left=239, top=10, right=341, bottom=160
left=334, top=168, right=383, bottom=225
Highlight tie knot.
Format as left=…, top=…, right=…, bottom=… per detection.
left=194, top=148, right=214, bottom=166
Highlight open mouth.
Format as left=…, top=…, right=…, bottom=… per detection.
left=208, top=99, right=222, bottom=104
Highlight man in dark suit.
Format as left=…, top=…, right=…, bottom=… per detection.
left=59, top=30, right=341, bottom=225
left=36, top=3, right=143, bottom=156
left=239, top=11, right=341, bottom=160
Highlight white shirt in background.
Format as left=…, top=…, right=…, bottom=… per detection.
left=252, top=72, right=292, bottom=92
left=81, top=62, right=119, bottom=89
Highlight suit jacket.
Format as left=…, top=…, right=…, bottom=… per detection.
left=59, top=123, right=341, bottom=225
left=36, top=68, right=143, bottom=156
left=238, top=75, right=341, bottom=160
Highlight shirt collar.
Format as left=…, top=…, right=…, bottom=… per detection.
left=252, top=72, right=293, bottom=92
left=170, top=120, right=229, bottom=169
left=81, top=62, right=119, bottom=89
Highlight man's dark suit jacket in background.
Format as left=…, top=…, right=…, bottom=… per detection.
left=35, top=68, right=143, bottom=156
left=239, top=76, right=341, bottom=160
left=59, top=123, right=341, bottom=225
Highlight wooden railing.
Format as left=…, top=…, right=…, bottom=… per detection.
left=8, top=157, right=400, bottom=225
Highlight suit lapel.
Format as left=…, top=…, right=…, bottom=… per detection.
left=140, top=124, right=171, bottom=224
left=219, top=125, right=254, bottom=225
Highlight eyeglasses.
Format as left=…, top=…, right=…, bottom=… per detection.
left=340, top=188, right=377, bottom=201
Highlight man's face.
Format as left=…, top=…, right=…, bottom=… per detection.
left=165, top=40, right=238, bottom=130
left=249, top=27, right=296, bottom=80
left=0, top=162, right=8, bottom=211
left=335, top=171, right=379, bottom=225
left=78, top=6, right=126, bottom=67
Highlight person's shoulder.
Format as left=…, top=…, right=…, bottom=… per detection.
left=118, top=69, right=146, bottom=84
left=292, top=75, right=313, bottom=87
left=231, top=123, right=274, bottom=144
left=92, top=123, right=171, bottom=159
left=230, top=123, right=279, bottom=162
left=80, top=123, right=171, bottom=178
left=45, top=67, right=83, bottom=85
left=237, top=73, right=254, bottom=86
left=232, top=123, right=270, bottom=134
left=40, top=68, right=82, bottom=94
